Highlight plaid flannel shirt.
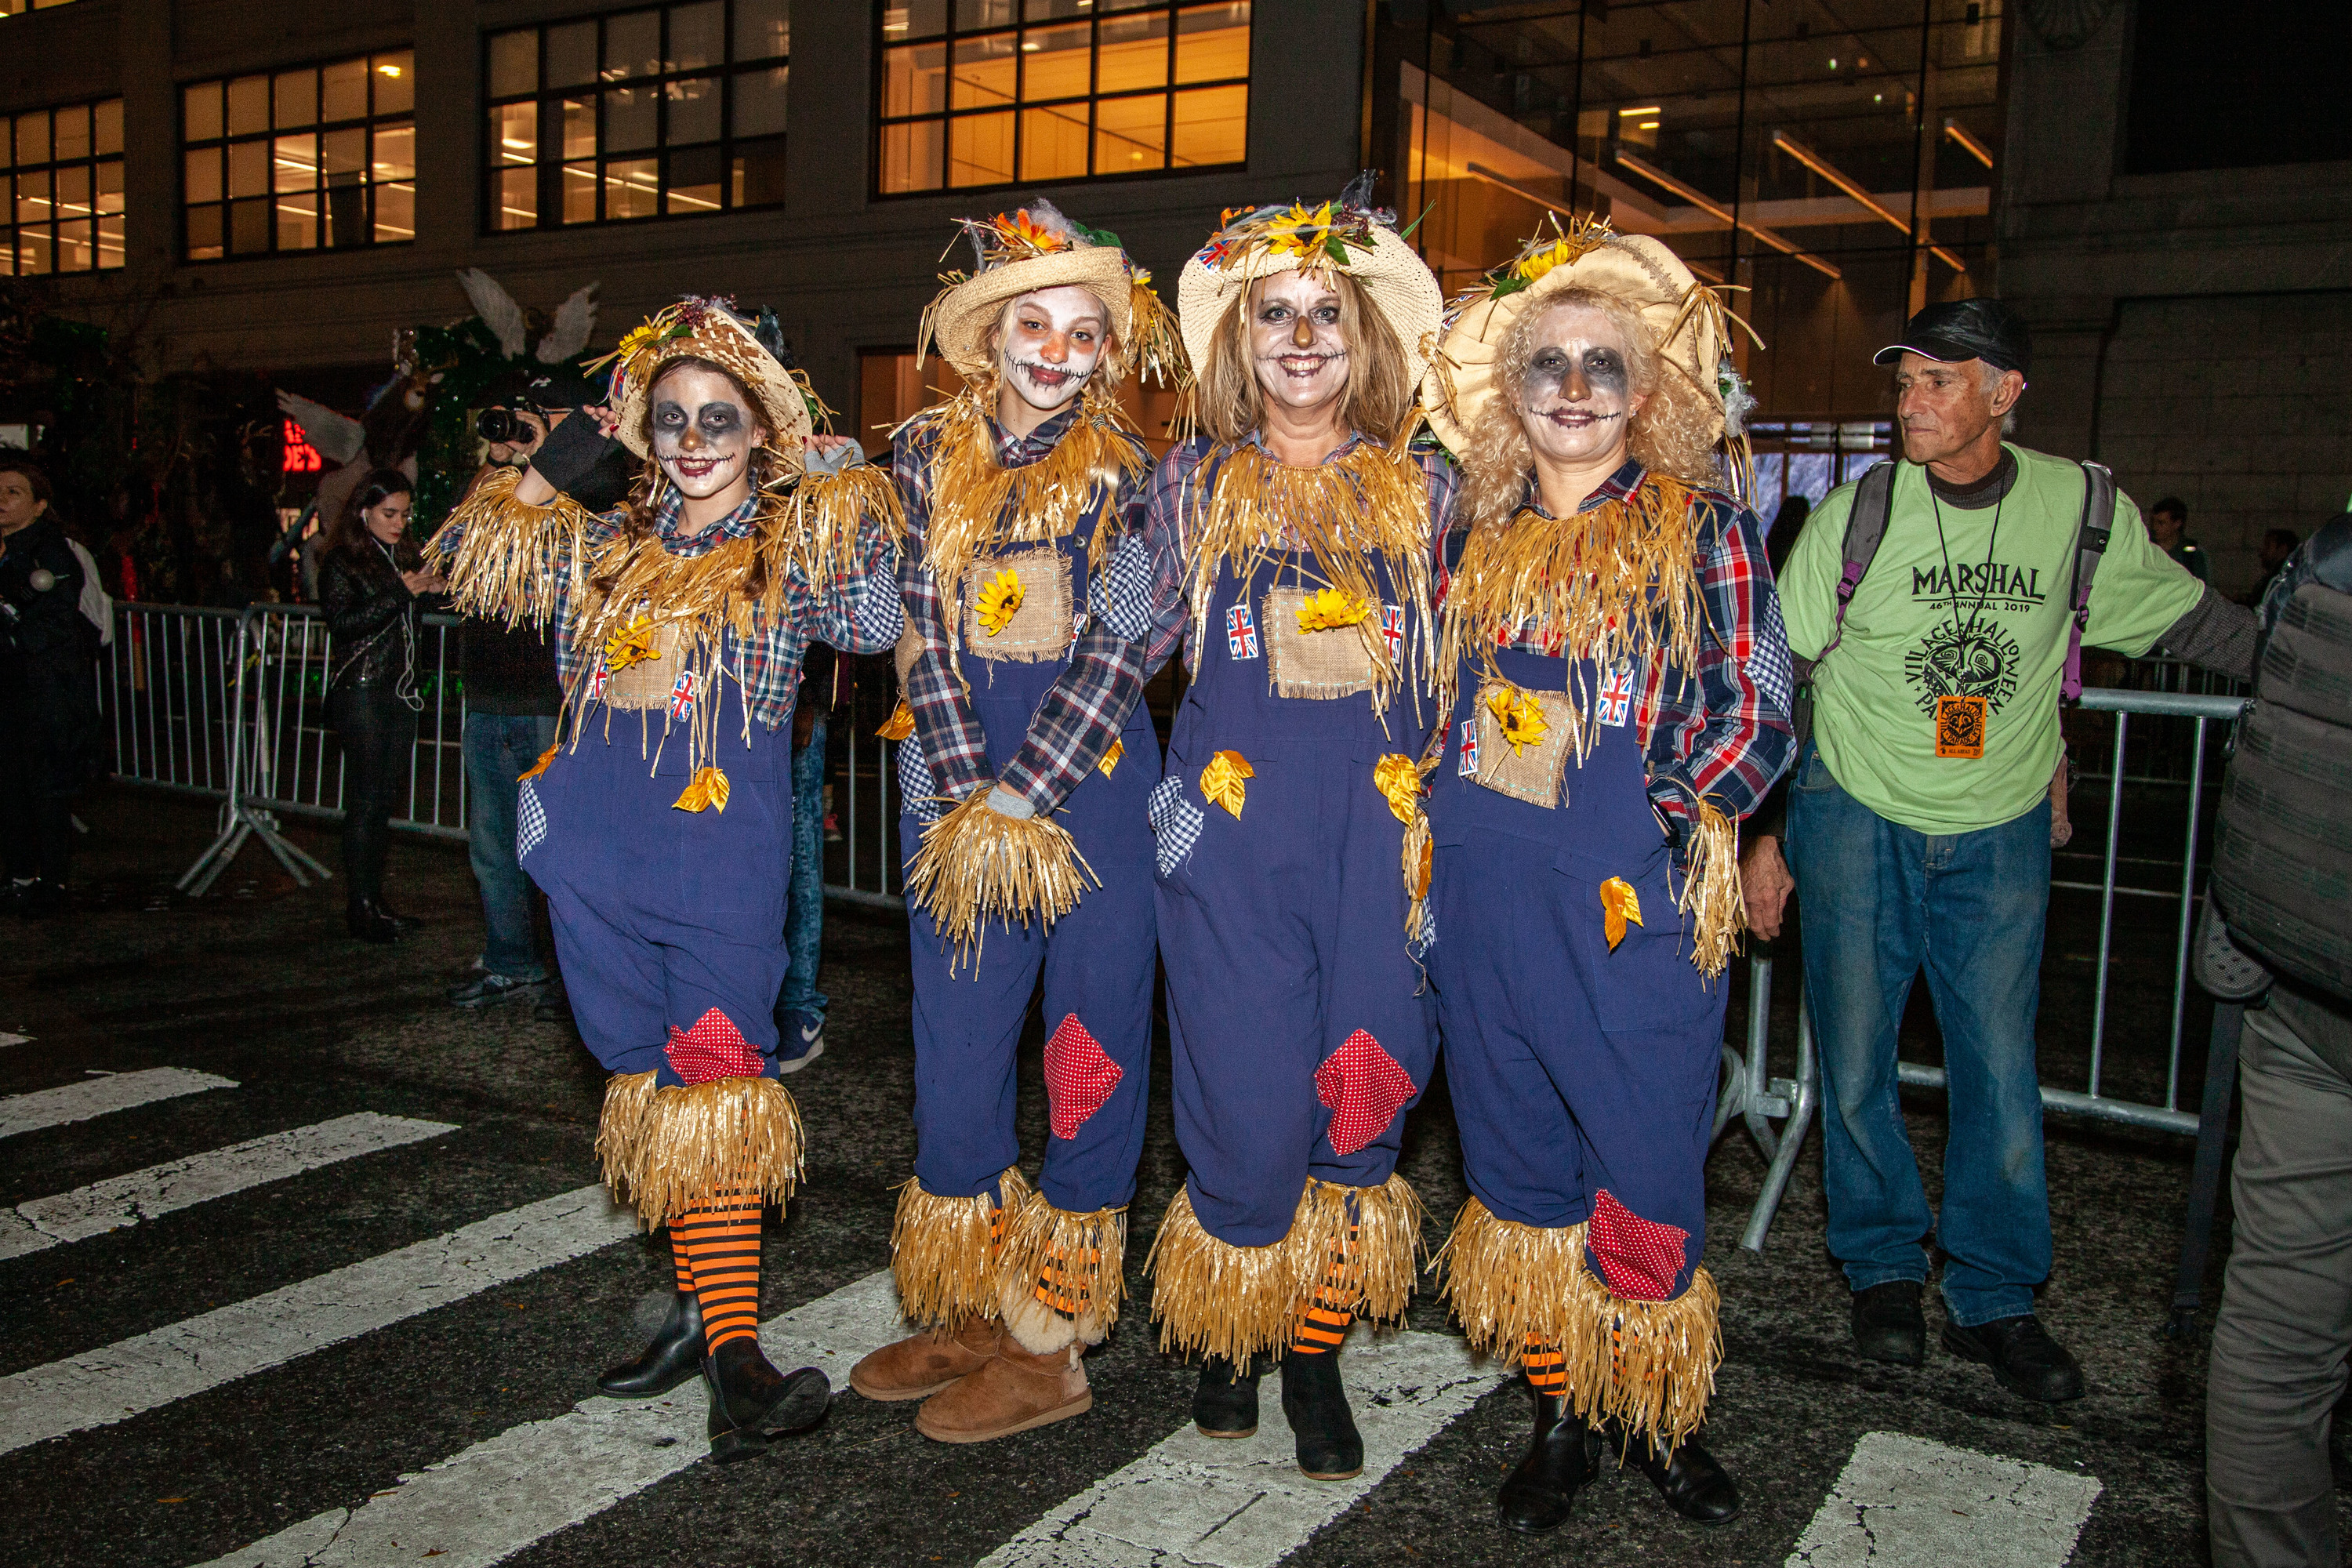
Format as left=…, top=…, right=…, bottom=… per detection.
left=1435, top=458, right=1795, bottom=844
left=437, top=463, right=902, bottom=733
left=892, top=403, right=1153, bottom=814
left=1138, top=430, right=1462, bottom=675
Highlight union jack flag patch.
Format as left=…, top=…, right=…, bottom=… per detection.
left=1380, top=603, right=1405, bottom=659
left=1457, top=717, right=1479, bottom=777
left=590, top=662, right=609, bottom=700
left=1597, top=663, right=1635, bottom=728
left=1226, top=603, right=1259, bottom=660
left=669, top=670, right=698, bottom=720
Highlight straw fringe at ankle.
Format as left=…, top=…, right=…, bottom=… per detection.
left=888, top=1167, right=1035, bottom=1329
left=997, top=1197, right=1127, bottom=1348
left=1145, top=1174, right=1425, bottom=1365
left=1431, top=1196, right=1721, bottom=1450
left=593, top=1070, right=804, bottom=1228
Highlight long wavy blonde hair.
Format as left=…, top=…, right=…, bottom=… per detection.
left=1455, top=286, right=1722, bottom=531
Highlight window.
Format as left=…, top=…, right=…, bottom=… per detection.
left=485, top=1, right=791, bottom=232
left=0, top=98, right=123, bottom=274
left=877, top=0, right=1250, bottom=195
left=0, top=1, right=85, bottom=13
left=182, top=52, right=415, bottom=261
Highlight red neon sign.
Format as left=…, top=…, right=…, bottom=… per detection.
left=282, top=418, right=324, bottom=474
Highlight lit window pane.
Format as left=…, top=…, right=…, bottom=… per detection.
left=97, top=212, right=122, bottom=268
left=1097, top=10, right=1168, bottom=94
left=488, top=31, right=538, bottom=99
left=1171, top=83, right=1244, bottom=166
left=53, top=104, right=89, bottom=161
left=880, top=118, right=944, bottom=193
left=184, top=147, right=222, bottom=205
left=184, top=85, right=223, bottom=143
left=325, top=178, right=365, bottom=246
left=187, top=204, right=224, bottom=260
left=1175, top=4, right=1250, bottom=84
left=276, top=70, right=318, bottom=129
left=952, top=34, right=1018, bottom=111
left=95, top=159, right=122, bottom=216
left=20, top=227, right=50, bottom=275
left=229, top=196, right=270, bottom=254
left=1020, top=103, right=1087, bottom=180
left=546, top=22, right=597, bottom=89
left=226, top=76, right=269, bottom=137
left=16, top=168, right=46, bottom=225
left=278, top=191, right=319, bottom=249
left=94, top=100, right=122, bottom=157
left=53, top=163, right=88, bottom=217
left=323, top=127, right=366, bottom=180
left=957, top=0, right=1016, bottom=26
left=56, top=218, right=93, bottom=271
left=887, top=0, right=949, bottom=39
left=374, top=180, right=414, bottom=242
left=496, top=165, right=536, bottom=230
left=1025, top=0, right=1089, bottom=18
left=733, top=67, right=788, bottom=140
left=1094, top=93, right=1165, bottom=172
left=1022, top=24, right=1091, bottom=100
left=491, top=102, right=537, bottom=166
left=274, top=133, right=318, bottom=194
left=321, top=60, right=367, bottom=122
left=606, top=12, right=659, bottom=79
left=667, top=144, right=722, bottom=214
left=949, top=110, right=1014, bottom=186
left=668, top=75, right=722, bottom=144
left=373, top=53, right=414, bottom=116
left=561, top=160, right=597, bottom=223
left=884, top=44, right=947, bottom=117
left=736, top=0, right=790, bottom=62
left=606, top=87, right=656, bottom=153
left=227, top=140, right=269, bottom=199
left=604, top=157, right=659, bottom=219
left=734, top=133, right=786, bottom=205
left=14, top=113, right=46, bottom=166
left=668, top=1, right=722, bottom=71
left=373, top=122, right=416, bottom=182
left=0, top=233, right=14, bottom=278
left=562, top=100, right=597, bottom=161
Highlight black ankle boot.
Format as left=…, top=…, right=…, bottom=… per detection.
left=1193, top=1353, right=1269, bottom=1438
left=1279, top=1350, right=1362, bottom=1480
left=347, top=898, right=399, bottom=944
left=599, top=1291, right=705, bottom=1397
left=703, top=1338, right=831, bottom=1463
left=1607, top=1422, right=1743, bottom=1525
left=1497, top=1383, right=1598, bottom=1533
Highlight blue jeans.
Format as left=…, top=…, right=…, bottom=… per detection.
left=1785, top=742, right=2053, bottom=1327
left=463, top=712, right=558, bottom=981
left=779, top=715, right=828, bottom=1020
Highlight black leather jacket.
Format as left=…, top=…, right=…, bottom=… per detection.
left=319, top=542, right=419, bottom=695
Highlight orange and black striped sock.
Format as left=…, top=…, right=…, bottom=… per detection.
left=1522, top=1336, right=1567, bottom=1396
left=670, top=1233, right=696, bottom=1297
left=1032, top=1235, right=1096, bottom=1323
left=1290, top=1227, right=1359, bottom=1356
left=674, top=1191, right=763, bottom=1354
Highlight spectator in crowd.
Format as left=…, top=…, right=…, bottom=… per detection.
left=319, top=469, right=444, bottom=943
left=773, top=644, right=837, bottom=1070
left=2147, top=496, right=2209, bottom=583
left=0, top=456, right=101, bottom=916
left=1767, top=299, right=2257, bottom=1402
left=1768, top=492, right=1810, bottom=576
left=2244, top=526, right=2299, bottom=607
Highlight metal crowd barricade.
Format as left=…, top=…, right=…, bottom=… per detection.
left=1715, top=684, right=2251, bottom=1250
left=103, top=604, right=244, bottom=800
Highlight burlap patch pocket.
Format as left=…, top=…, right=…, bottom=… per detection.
left=602, top=619, right=695, bottom=711
left=1472, top=678, right=1578, bottom=808
left=962, top=548, right=1074, bottom=662
left=1263, top=586, right=1377, bottom=701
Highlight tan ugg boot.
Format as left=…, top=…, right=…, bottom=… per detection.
left=848, top=1318, right=1001, bottom=1402
left=913, top=1337, right=1091, bottom=1443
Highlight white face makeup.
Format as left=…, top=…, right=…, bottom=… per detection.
left=648, top=364, right=764, bottom=503
left=998, top=285, right=1107, bottom=415
left=1248, top=271, right=1351, bottom=416
left=1514, top=301, right=1647, bottom=469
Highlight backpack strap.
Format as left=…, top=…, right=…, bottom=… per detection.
left=2062, top=460, right=2116, bottom=702
left=1795, top=459, right=1898, bottom=684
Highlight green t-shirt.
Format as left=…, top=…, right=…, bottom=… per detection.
left=1782, top=445, right=2206, bottom=836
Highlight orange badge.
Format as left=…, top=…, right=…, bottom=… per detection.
left=1934, top=694, right=1987, bottom=759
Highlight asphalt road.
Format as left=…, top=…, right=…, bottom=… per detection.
left=2, top=785, right=2336, bottom=1568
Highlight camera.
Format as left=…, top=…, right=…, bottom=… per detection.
left=476, top=406, right=528, bottom=445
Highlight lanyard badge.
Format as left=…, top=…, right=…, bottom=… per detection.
left=1934, top=693, right=1987, bottom=759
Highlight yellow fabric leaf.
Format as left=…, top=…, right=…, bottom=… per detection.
left=877, top=699, right=916, bottom=741
left=1097, top=736, right=1123, bottom=779
left=517, top=743, right=560, bottom=783
left=1486, top=683, right=1549, bottom=757
left=604, top=615, right=660, bottom=673
left=1373, top=753, right=1422, bottom=826
left=1294, top=586, right=1374, bottom=633
left=672, top=766, right=731, bottom=814
left=1200, top=750, right=1253, bottom=818
left=1599, top=876, right=1643, bottom=950
left=975, top=569, right=1026, bottom=637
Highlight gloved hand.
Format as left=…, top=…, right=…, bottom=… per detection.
left=985, top=784, right=1036, bottom=820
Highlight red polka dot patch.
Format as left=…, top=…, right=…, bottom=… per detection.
left=1043, top=1013, right=1123, bottom=1141
left=1314, top=1029, right=1417, bottom=1157
left=663, top=1007, right=764, bottom=1085
left=1587, top=1189, right=1690, bottom=1302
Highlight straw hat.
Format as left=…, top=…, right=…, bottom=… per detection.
left=919, top=201, right=1183, bottom=388
left=1421, top=219, right=1732, bottom=458
left=590, top=296, right=818, bottom=463
left=1176, top=176, right=1446, bottom=387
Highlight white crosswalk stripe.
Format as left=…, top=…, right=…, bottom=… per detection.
left=1785, top=1431, right=2103, bottom=1567
left=0, top=1112, right=458, bottom=1261
left=0, top=1185, right=637, bottom=1457
left=0, top=1066, right=237, bottom=1138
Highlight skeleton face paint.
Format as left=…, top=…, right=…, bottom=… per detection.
left=648, top=364, right=764, bottom=505
left=998, top=285, right=1108, bottom=416
left=1248, top=271, right=1351, bottom=416
left=1514, top=302, right=1646, bottom=470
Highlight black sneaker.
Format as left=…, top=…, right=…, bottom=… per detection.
left=1942, top=1313, right=2085, bottom=1403
left=448, top=971, right=547, bottom=1010
left=1851, top=1280, right=1926, bottom=1367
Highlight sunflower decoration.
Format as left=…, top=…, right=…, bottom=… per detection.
left=1294, top=587, right=1374, bottom=633
left=1485, top=214, right=1617, bottom=300
left=1192, top=188, right=1385, bottom=278
left=1486, top=682, right=1550, bottom=756
left=975, top=569, right=1027, bottom=637
left=603, top=615, right=662, bottom=673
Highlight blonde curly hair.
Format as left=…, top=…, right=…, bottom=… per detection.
left=1454, top=286, right=1723, bottom=532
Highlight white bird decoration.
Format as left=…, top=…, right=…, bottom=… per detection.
left=537, top=281, right=599, bottom=363
left=456, top=267, right=529, bottom=360
left=274, top=390, right=367, bottom=466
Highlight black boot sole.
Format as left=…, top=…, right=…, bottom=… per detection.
left=599, top=1362, right=702, bottom=1398
left=709, top=1367, right=832, bottom=1463
left=1940, top=1325, right=2085, bottom=1403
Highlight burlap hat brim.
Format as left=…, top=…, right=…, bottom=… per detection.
left=612, top=322, right=815, bottom=461
left=927, top=248, right=1136, bottom=384
left=1421, top=234, right=1722, bottom=457
left=1177, top=224, right=1446, bottom=391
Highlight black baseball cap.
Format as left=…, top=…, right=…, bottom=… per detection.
left=1872, top=298, right=2032, bottom=376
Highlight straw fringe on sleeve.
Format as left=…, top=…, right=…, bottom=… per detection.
left=429, top=463, right=598, bottom=629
